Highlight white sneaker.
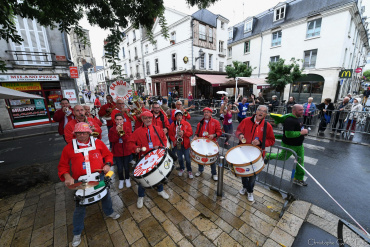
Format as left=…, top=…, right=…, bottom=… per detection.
left=107, top=212, right=120, bottom=220
left=350, top=132, right=355, bottom=136
left=239, top=188, right=247, bottom=195
left=188, top=171, right=194, bottom=179
left=195, top=172, right=202, bottom=177
left=178, top=169, right=184, bottom=176
left=130, top=160, right=136, bottom=166
left=137, top=197, right=144, bottom=209
left=118, top=180, right=124, bottom=189
left=308, top=127, right=311, bottom=131
left=247, top=193, right=254, bottom=202
left=213, top=175, right=218, bottom=181
left=125, top=179, right=131, bottom=188
left=72, top=235, right=81, bottom=247
left=158, top=191, right=169, bottom=199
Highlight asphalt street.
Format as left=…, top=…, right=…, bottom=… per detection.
left=0, top=111, right=369, bottom=233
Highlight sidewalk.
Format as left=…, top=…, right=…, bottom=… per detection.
left=0, top=123, right=58, bottom=142
left=0, top=162, right=368, bottom=247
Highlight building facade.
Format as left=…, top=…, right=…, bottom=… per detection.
left=227, top=0, right=369, bottom=103
left=0, top=16, right=77, bottom=130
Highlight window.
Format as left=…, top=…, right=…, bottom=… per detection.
left=133, top=30, right=136, bottom=41
left=124, top=63, right=127, bottom=76
left=128, top=50, right=131, bottom=60
left=270, top=56, right=280, bottom=63
left=146, top=61, right=150, bottom=75
left=136, top=65, right=139, bottom=78
left=244, top=20, right=252, bottom=33
left=244, top=41, right=250, bottom=53
left=170, top=32, right=176, bottom=44
left=155, top=59, right=159, bottom=74
left=343, top=49, right=347, bottom=67
left=153, top=41, right=157, bottom=51
left=274, top=6, right=286, bottom=21
left=219, top=41, right=224, bottom=52
left=145, top=44, right=148, bottom=54
left=172, top=53, right=177, bottom=71
left=221, top=22, right=225, bottom=29
left=130, top=67, right=132, bottom=78
left=199, top=24, right=206, bottom=40
left=271, top=31, right=282, bottom=47
left=199, top=54, right=205, bottom=69
left=122, top=47, right=125, bottom=58
left=209, top=54, right=213, bottom=69
left=243, top=61, right=250, bottom=67
left=228, top=29, right=233, bottom=40
left=304, top=49, right=317, bottom=68
left=306, top=18, right=322, bottom=38
left=219, top=62, right=224, bottom=72
left=348, top=19, right=353, bottom=37
left=228, top=47, right=232, bottom=57
left=209, top=28, right=213, bottom=43
left=134, top=47, right=138, bottom=58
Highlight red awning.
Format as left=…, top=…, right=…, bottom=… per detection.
left=222, top=77, right=270, bottom=88
left=134, top=79, right=145, bottom=84
left=195, top=74, right=231, bottom=87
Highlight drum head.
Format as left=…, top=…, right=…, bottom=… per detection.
left=191, top=138, right=219, bottom=157
left=134, top=148, right=166, bottom=177
left=226, top=144, right=262, bottom=165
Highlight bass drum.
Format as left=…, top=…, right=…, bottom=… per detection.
left=225, top=144, right=264, bottom=177
left=133, top=148, right=174, bottom=188
left=190, top=137, right=219, bottom=165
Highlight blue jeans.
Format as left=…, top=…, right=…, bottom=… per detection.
left=73, top=174, right=113, bottom=235
left=176, top=146, right=192, bottom=172
left=198, top=163, right=217, bottom=175
left=223, top=124, right=233, bottom=142
left=107, top=125, right=113, bottom=148
left=138, top=184, right=163, bottom=197
left=241, top=175, right=257, bottom=193
left=114, top=156, right=130, bottom=180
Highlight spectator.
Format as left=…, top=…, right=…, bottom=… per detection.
left=256, top=92, right=265, bottom=105
left=346, top=98, right=362, bottom=136
left=268, top=95, right=279, bottom=112
left=363, top=88, right=370, bottom=105
left=303, top=97, right=316, bottom=129
left=188, top=92, right=193, bottom=106
left=168, top=93, right=173, bottom=107
left=286, top=96, right=296, bottom=113
left=94, top=95, right=101, bottom=109
left=347, top=93, right=354, bottom=103
left=317, top=98, right=334, bottom=133
left=235, top=95, right=255, bottom=123
left=222, top=102, right=239, bottom=145
left=331, top=97, right=352, bottom=135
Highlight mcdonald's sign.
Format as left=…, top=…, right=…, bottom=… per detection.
left=339, top=69, right=353, bottom=78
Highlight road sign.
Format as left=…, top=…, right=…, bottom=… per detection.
left=355, top=68, right=362, bottom=73
left=69, top=67, right=79, bottom=78
left=339, top=69, right=353, bottom=78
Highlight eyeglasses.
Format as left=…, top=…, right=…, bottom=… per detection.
left=257, top=109, right=267, bottom=113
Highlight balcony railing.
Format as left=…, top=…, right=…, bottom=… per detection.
left=5, top=50, right=55, bottom=66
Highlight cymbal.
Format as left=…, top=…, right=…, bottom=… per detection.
left=68, top=181, right=100, bottom=190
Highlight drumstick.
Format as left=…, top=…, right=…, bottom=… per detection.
left=94, top=169, right=103, bottom=171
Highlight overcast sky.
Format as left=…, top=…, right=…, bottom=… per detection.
left=79, top=0, right=370, bottom=66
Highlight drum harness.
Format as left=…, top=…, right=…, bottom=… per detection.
left=250, top=120, right=267, bottom=176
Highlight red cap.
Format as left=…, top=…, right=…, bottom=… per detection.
left=140, top=111, right=153, bottom=118
left=73, top=122, right=92, bottom=134
left=203, top=107, right=213, bottom=113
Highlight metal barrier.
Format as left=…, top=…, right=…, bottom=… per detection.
left=337, top=219, right=370, bottom=247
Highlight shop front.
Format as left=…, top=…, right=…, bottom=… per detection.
left=0, top=75, right=64, bottom=128
left=151, top=73, right=192, bottom=98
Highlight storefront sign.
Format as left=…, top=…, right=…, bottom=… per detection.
left=191, top=76, right=196, bottom=86
left=2, top=82, right=41, bottom=91
left=55, top=56, right=66, bottom=61
left=339, top=70, right=353, bottom=78
left=69, top=67, right=79, bottom=78
left=63, top=89, right=78, bottom=103
left=11, top=106, right=47, bottom=119
left=0, top=75, right=59, bottom=82
left=34, top=99, right=46, bottom=110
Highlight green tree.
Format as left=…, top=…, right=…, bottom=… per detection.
left=363, top=70, right=370, bottom=81
left=1, top=0, right=219, bottom=73
left=266, top=58, right=305, bottom=100
left=226, top=61, right=254, bottom=79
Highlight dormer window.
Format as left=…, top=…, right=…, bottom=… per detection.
left=244, top=20, right=253, bottom=33
left=274, top=5, right=286, bottom=21
left=228, top=29, right=233, bottom=40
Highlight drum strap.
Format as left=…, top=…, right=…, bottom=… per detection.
left=261, top=120, right=267, bottom=151
left=153, top=125, right=178, bottom=162
left=152, top=125, right=165, bottom=148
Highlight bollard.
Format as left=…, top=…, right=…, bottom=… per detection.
left=217, top=156, right=225, bottom=197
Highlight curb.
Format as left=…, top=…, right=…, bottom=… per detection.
left=0, top=130, right=58, bottom=142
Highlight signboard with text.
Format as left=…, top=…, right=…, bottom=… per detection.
left=339, top=69, right=353, bottom=78
left=191, top=76, right=196, bottom=86
left=2, top=82, right=41, bottom=91
left=109, top=80, right=132, bottom=101
left=0, top=75, right=59, bottom=82
left=63, top=89, right=78, bottom=103
left=69, top=67, right=79, bottom=78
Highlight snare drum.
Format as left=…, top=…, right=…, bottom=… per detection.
left=75, top=181, right=108, bottom=206
left=133, top=148, right=174, bottom=188
left=190, top=137, right=219, bottom=165
left=225, top=144, right=264, bottom=177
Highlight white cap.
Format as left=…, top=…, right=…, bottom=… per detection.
left=174, top=110, right=183, bottom=116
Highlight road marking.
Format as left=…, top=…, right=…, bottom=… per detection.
left=269, top=147, right=318, bottom=166
left=55, top=137, right=63, bottom=141
left=275, top=139, right=325, bottom=151
left=262, top=164, right=308, bottom=181
left=0, top=147, right=22, bottom=154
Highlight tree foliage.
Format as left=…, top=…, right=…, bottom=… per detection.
left=266, top=58, right=305, bottom=94
left=226, top=61, right=254, bottom=79
left=1, top=0, right=219, bottom=73
left=363, top=70, right=370, bottom=81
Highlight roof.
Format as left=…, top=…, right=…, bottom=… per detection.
left=195, top=74, right=232, bottom=87
left=229, top=0, right=356, bottom=45
left=192, top=9, right=223, bottom=27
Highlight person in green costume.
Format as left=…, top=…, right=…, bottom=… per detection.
left=266, top=104, right=308, bottom=186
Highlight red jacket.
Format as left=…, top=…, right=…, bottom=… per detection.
left=58, top=139, right=113, bottom=181
left=64, top=118, right=102, bottom=144
left=152, top=111, right=170, bottom=130
left=53, top=108, right=74, bottom=135
left=171, top=109, right=191, bottom=122
left=94, top=98, right=101, bottom=108
left=195, top=117, right=222, bottom=140
left=111, top=108, right=133, bottom=133
left=169, top=119, right=193, bottom=149
left=98, top=102, right=116, bottom=127
left=127, top=124, right=167, bottom=157
left=235, top=116, right=275, bottom=155
left=108, top=124, right=132, bottom=156
left=133, top=107, right=149, bottom=130
left=87, top=114, right=102, bottom=127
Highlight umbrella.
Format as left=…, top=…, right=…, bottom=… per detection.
left=0, top=86, right=44, bottom=99
left=216, top=91, right=228, bottom=95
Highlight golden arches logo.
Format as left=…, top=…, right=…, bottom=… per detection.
left=341, top=71, right=351, bottom=77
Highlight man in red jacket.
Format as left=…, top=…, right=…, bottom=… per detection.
left=110, top=99, right=133, bottom=130
left=98, top=95, right=116, bottom=148
left=133, top=100, right=149, bottom=130
left=127, top=111, right=170, bottom=209
left=169, top=110, right=194, bottom=178
left=64, top=105, right=102, bottom=143
left=194, top=107, right=222, bottom=181
left=53, top=98, right=74, bottom=142
left=170, top=100, right=192, bottom=122
left=58, top=122, right=120, bottom=247
left=83, top=105, right=102, bottom=127
left=94, top=95, right=101, bottom=109
left=235, top=105, right=275, bottom=202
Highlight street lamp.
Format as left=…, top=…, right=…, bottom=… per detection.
left=195, top=49, right=205, bottom=61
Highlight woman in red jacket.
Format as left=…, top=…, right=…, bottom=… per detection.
left=169, top=110, right=194, bottom=178
left=235, top=105, right=275, bottom=202
left=108, top=113, right=132, bottom=189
